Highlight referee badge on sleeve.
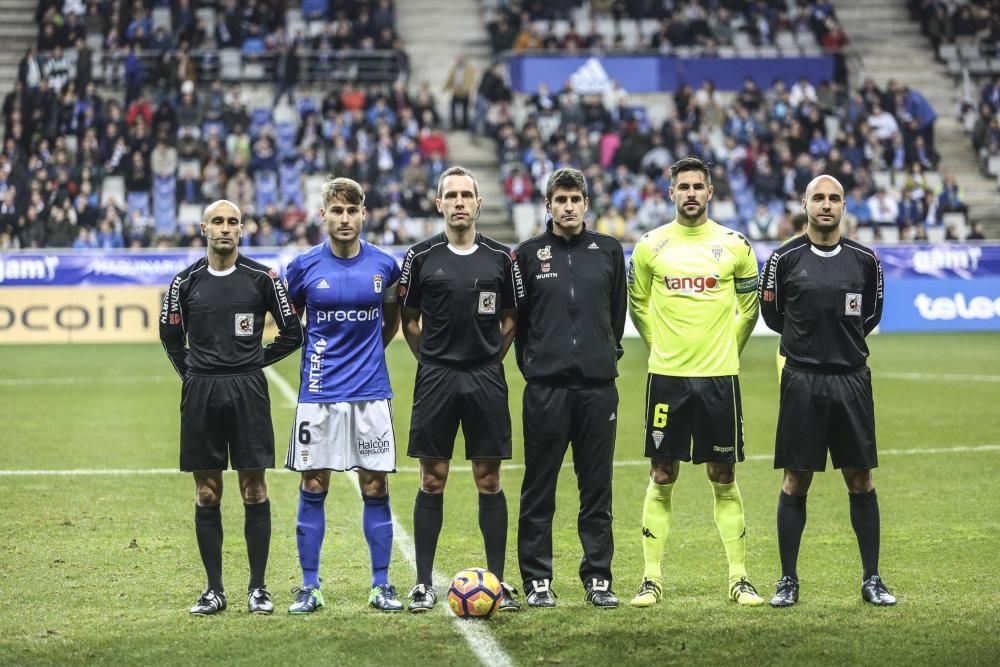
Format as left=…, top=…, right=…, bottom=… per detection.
left=235, top=313, right=254, bottom=335
left=845, top=293, right=862, bottom=316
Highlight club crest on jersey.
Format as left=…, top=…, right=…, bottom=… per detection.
left=374, top=273, right=383, bottom=294
left=651, top=430, right=664, bottom=449
left=479, top=291, right=497, bottom=315
left=235, top=313, right=254, bottom=335
left=711, top=245, right=723, bottom=261
left=664, top=274, right=720, bottom=293
left=537, top=245, right=552, bottom=261
left=845, top=293, right=862, bottom=316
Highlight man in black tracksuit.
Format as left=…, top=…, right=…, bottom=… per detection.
left=514, top=168, right=627, bottom=609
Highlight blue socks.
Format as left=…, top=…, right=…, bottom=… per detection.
left=296, top=488, right=327, bottom=589
left=363, top=494, right=394, bottom=588
left=297, top=487, right=394, bottom=589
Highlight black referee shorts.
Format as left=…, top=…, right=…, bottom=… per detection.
left=180, top=371, right=275, bottom=472
left=775, top=365, right=877, bottom=472
left=643, top=374, right=744, bottom=464
left=407, top=362, right=512, bottom=460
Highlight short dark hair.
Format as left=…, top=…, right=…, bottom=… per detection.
left=321, top=176, right=365, bottom=207
left=791, top=212, right=808, bottom=233
left=669, top=157, right=711, bottom=184
left=545, top=167, right=588, bottom=201
left=437, top=165, right=480, bottom=199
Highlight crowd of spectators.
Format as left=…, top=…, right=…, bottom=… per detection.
left=487, top=1, right=852, bottom=82
left=908, top=0, right=1000, bottom=54
left=485, top=69, right=966, bottom=242
left=28, top=1, right=407, bottom=105
left=3, top=1, right=980, bottom=250
left=1, top=1, right=458, bottom=250
left=910, top=0, right=1000, bottom=179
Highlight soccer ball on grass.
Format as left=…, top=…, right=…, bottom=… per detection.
left=447, top=568, right=503, bottom=619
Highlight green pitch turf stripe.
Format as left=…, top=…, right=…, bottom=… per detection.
left=264, top=367, right=515, bottom=667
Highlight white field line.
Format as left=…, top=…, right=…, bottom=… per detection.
left=2, top=370, right=998, bottom=387
left=878, top=371, right=1000, bottom=383
left=265, top=368, right=516, bottom=667
left=2, top=445, right=999, bottom=478
left=0, top=375, right=174, bottom=385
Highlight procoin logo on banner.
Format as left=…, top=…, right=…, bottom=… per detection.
left=0, top=286, right=164, bottom=344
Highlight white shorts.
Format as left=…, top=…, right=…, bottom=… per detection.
left=285, top=399, right=396, bottom=473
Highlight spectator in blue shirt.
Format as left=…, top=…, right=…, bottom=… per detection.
left=72, top=226, right=96, bottom=249
left=903, top=85, right=938, bottom=148
left=96, top=218, right=124, bottom=248
left=936, top=174, right=968, bottom=220
left=846, top=186, right=872, bottom=226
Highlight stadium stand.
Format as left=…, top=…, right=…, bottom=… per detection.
left=2, top=0, right=992, bottom=250
left=912, top=0, right=1000, bottom=182
left=0, top=0, right=438, bottom=249
left=479, top=1, right=968, bottom=242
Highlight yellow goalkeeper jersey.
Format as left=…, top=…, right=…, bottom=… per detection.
left=628, top=219, right=760, bottom=377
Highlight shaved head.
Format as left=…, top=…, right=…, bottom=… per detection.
left=203, top=199, right=242, bottom=223
left=802, top=174, right=846, bottom=241
left=804, top=175, right=844, bottom=200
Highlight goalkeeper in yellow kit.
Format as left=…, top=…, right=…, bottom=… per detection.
left=627, top=157, right=764, bottom=607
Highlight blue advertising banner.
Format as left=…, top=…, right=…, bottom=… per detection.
left=2, top=245, right=999, bottom=332
left=669, top=57, right=834, bottom=91
left=0, top=250, right=292, bottom=287
left=506, top=55, right=834, bottom=93
left=508, top=56, right=663, bottom=93
left=880, top=277, right=1000, bottom=332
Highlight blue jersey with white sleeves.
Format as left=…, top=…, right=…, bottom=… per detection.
left=286, top=240, right=401, bottom=403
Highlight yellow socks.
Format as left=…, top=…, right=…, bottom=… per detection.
left=711, top=480, right=748, bottom=586
left=640, top=479, right=674, bottom=583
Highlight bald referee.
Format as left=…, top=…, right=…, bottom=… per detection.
left=759, top=176, right=895, bottom=607
left=160, top=199, right=304, bottom=615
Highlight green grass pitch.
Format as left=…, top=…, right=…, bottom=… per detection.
left=1, top=333, right=998, bottom=665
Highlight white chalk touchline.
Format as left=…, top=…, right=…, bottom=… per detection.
left=878, top=371, right=1000, bottom=383
left=2, top=369, right=998, bottom=387
left=0, top=375, right=174, bottom=385
left=265, top=367, right=515, bottom=667
left=2, top=445, right=998, bottom=477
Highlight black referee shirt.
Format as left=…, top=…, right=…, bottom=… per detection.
left=759, top=236, right=884, bottom=371
left=399, top=232, right=524, bottom=365
left=159, top=255, right=304, bottom=376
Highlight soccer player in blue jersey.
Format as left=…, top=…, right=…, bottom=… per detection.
left=283, top=176, right=404, bottom=613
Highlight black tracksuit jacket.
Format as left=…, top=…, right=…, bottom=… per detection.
left=514, top=225, right=627, bottom=386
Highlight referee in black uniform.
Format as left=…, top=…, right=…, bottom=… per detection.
left=759, top=175, right=896, bottom=607
left=398, top=166, right=525, bottom=613
left=160, top=199, right=303, bottom=615
left=514, top=168, right=626, bottom=609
